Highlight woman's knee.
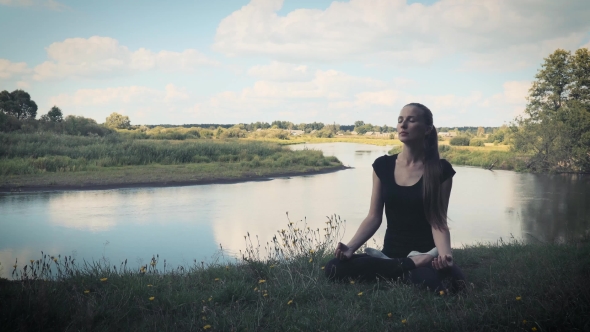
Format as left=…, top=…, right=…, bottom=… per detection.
left=324, top=258, right=341, bottom=280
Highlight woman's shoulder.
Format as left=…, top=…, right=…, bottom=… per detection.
left=438, top=158, right=456, bottom=182
left=372, top=154, right=395, bottom=177
left=373, top=153, right=396, bottom=165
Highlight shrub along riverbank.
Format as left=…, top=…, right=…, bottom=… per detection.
left=388, top=144, right=528, bottom=171
left=0, top=132, right=342, bottom=190
left=1, top=216, right=589, bottom=331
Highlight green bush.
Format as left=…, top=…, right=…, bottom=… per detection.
left=438, top=145, right=451, bottom=152
left=469, top=139, right=485, bottom=147
left=450, top=136, right=470, bottom=146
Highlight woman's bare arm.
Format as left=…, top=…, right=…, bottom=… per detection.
left=432, top=178, right=453, bottom=268
left=345, top=171, right=385, bottom=252
left=335, top=171, right=384, bottom=260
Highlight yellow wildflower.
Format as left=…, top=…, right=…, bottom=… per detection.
left=387, top=313, right=392, bottom=318
left=147, top=284, right=153, bottom=287
left=203, top=325, right=211, bottom=330
left=321, top=266, right=325, bottom=270
left=439, top=290, right=445, bottom=296
left=350, top=281, right=355, bottom=284
left=84, top=290, right=90, bottom=294
left=516, top=296, right=522, bottom=301
left=149, top=297, right=155, bottom=301
left=258, top=279, right=266, bottom=284
left=30, top=260, right=34, bottom=264
left=100, top=278, right=107, bottom=282
left=357, top=292, right=363, bottom=296
left=263, top=293, right=268, bottom=297
left=287, top=300, right=293, bottom=305
left=532, top=328, right=537, bottom=332
left=253, top=287, right=258, bottom=291
left=214, top=278, right=220, bottom=281
left=208, top=297, right=212, bottom=301
left=309, top=249, right=315, bottom=254
left=402, top=319, right=407, bottom=324
left=309, top=258, right=313, bottom=263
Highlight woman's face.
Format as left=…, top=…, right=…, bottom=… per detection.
left=397, top=105, right=431, bottom=143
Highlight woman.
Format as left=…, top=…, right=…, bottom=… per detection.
left=324, top=103, right=466, bottom=293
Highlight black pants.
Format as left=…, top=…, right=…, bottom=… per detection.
left=324, top=254, right=466, bottom=293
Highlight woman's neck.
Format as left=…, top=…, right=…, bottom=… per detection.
left=398, top=142, right=425, bottom=165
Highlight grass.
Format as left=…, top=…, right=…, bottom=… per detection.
left=0, top=132, right=342, bottom=189
left=2, top=215, right=589, bottom=331
left=387, top=144, right=529, bottom=171
left=244, top=136, right=401, bottom=146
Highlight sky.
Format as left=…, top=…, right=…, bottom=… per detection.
left=1, top=0, right=589, bottom=127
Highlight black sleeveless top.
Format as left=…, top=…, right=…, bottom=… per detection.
left=372, top=154, right=456, bottom=258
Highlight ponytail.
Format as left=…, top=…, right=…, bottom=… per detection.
left=404, top=103, right=448, bottom=231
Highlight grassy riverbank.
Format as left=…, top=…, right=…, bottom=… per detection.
left=0, top=132, right=342, bottom=191
left=2, top=217, right=589, bottom=331
left=244, top=135, right=401, bottom=146
left=387, top=144, right=528, bottom=171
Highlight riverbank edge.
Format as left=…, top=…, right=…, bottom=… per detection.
left=0, top=164, right=351, bottom=193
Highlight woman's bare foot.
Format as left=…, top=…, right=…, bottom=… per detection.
left=409, top=254, right=434, bottom=268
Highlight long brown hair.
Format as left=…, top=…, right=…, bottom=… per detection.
left=404, top=103, right=448, bottom=231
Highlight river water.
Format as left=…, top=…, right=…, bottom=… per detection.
left=1, top=143, right=589, bottom=278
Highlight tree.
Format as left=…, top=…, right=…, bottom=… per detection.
left=40, top=105, right=63, bottom=122
left=511, top=48, right=590, bottom=172
left=477, top=126, right=485, bottom=137
left=105, top=112, right=131, bottom=129
left=0, top=89, right=38, bottom=119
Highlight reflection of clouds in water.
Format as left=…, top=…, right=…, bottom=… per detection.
left=443, top=168, right=524, bottom=247
left=47, top=191, right=121, bottom=232
left=212, top=144, right=392, bottom=259
left=46, top=188, right=212, bottom=232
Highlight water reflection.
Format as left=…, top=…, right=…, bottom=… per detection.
left=1, top=142, right=588, bottom=279
left=518, top=173, right=590, bottom=244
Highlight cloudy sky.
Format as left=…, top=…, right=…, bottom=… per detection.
left=1, top=0, right=589, bottom=127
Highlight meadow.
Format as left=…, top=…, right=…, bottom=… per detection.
left=1, top=215, right=589, bottom=331
left=0, top=132, right=342, bottom=190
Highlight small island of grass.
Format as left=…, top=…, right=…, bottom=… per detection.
left=0, top=131, right=344, bottom=192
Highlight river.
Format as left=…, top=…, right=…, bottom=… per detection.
left=1, top=142, right=589, bottom=278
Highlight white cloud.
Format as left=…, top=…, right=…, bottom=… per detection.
left=247, top=61, right=313, bottom=81
left=213, top=0, right=590, bottom=69
left=0, top=59, right=30, bottom=80
left=485, top=80, right=531, bottom=117
left=34, top=36, right=219, bottom=81
left=16, top=81, right=30, bottom=88
left=202, top=65, right=533, bottom=126
left=0, top=0, right=67, bottom=10
left=48, top=84, right=197, bottom=124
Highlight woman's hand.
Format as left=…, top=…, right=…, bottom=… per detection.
left=334, top=242, right=354, bottom=260
left=432, top=254, right=453, bottom=270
